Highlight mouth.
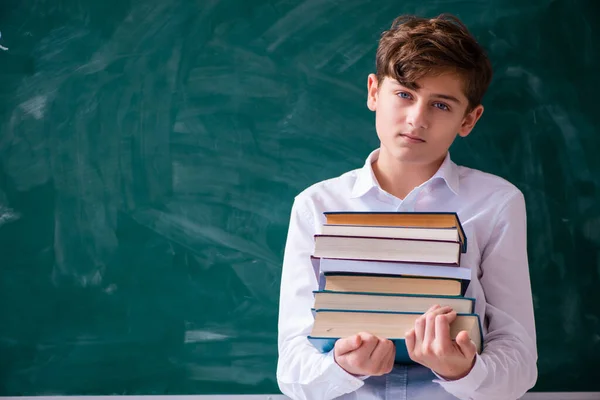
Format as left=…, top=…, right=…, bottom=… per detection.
left=398, top=133, right=426, bottom=143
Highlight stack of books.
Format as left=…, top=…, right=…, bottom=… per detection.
left=307, top=211, right=483, bottom=364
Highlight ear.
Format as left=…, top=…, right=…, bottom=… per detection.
left=458, top=104, right=484, bottom=138
left=367, top=74, right=379, bottom=111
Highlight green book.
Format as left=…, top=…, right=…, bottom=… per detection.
left=312, top=290, right=475, bottom=314
left=308, top=309, right=483, bottom=365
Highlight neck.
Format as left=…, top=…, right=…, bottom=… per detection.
left=372, top=150, right=446, bottom=200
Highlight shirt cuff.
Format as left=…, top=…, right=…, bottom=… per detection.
left=432, top=353, right=488, bottom=396
left=323, top=350, right=367, bottom=390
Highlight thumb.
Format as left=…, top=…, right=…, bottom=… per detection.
left=404, top=328, right=416, bottom=355
left=456, top=330, right=477, bottom=358
left=334, top=334, right=362, bottom=356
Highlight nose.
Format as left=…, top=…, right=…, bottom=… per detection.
left=406, top=102, right=429, bottom=130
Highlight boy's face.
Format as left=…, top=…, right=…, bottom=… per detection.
left=366, top=73, right=484, bottom=166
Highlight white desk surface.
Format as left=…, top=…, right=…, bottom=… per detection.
left=2, top=394, right=600, bottom=400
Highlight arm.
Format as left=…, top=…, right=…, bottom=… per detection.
left=276, top=198, right=366, bottom=400
left=434, top=190, right=538, bottom=399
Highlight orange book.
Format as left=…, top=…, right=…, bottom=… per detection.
left=323, top=212, right=466, bottom=252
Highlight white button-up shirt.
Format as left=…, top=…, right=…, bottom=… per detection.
left=277, top=149, right=538, bottom=400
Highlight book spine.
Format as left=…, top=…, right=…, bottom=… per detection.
left=317, top=270, right=327, bottom=291
left=460, top=279, right=470, bottom=296
left=310, top=256, right=321, bottom=281
left=314, top=234, right=461, bottom=245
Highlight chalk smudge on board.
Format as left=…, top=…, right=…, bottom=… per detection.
left=0, top=31, right=8, bottom=50
left=184, top=330, right=230, bottom=343
left=0, top=204, right=20, bottom=228
left=19, top=95, right=47, bottom=120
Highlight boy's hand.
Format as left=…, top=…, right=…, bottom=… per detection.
left=333, top=332, right=395, bottom=376
left=405, top=305, right=477, bottom=381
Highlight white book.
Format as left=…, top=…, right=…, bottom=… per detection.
left=313, top=235, right=461, bottom=265
left=311, top=257, right=471, bottom=281
left=320, top=224, right=460, bottom=242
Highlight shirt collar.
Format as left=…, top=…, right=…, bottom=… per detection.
left=350, top=148, right=460, bottom=199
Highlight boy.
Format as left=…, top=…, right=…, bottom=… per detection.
left=276, top=14, right=537, bottom=400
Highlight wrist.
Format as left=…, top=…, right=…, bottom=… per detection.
left=436, top=357, right=476, bottom=381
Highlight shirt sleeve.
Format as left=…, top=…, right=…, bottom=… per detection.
left=276, top=197, right=366, bottom=400
left=434, top=190, right=538, bottom=400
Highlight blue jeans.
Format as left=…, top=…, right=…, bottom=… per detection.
left=335, top=364, right=460, bottom=399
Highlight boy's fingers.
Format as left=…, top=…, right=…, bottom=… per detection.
left=422, top=306, right=453, bottom=346
left=380, top=339, right=396, bottom=373
left=434, top=313, right=451, bottom=341
left=334, top=334, right=362, bottom=356
left=370, top=337, right=391, bottom=361
left=434, top=313, right=455, bottom=353
left=414, top=314, right=426, bottom=347
left=456, top=330, right=477, bottom=358
left=426, top=304, right=441, bottom=313
left=423, top=311, right=437, bottom=346
left=405, top=328, right=416, bottom=354
left=354, top=332, right=379, bottom=358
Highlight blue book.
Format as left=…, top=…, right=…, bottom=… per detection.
left=308, top=309, right=483, bottom=365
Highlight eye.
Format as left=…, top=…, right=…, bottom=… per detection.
left=398, top=91, right=413, bottom=100
left=433, top=102, right=450, bottom=111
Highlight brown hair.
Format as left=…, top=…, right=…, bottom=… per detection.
left=376, top=14, right=493, bottom=112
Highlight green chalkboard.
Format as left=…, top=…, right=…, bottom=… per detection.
left=1, top=0, right=599, bottom=395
